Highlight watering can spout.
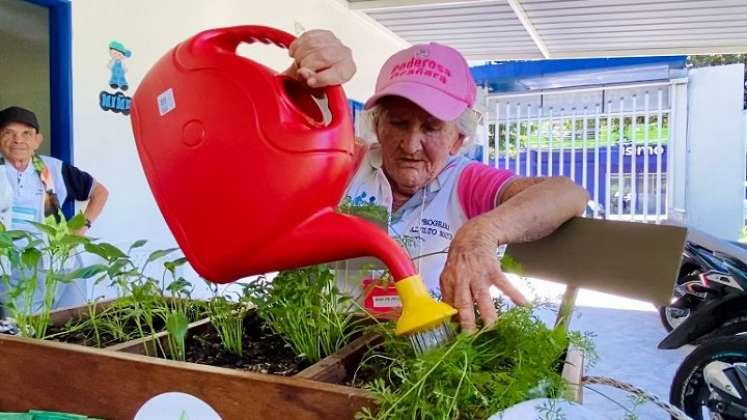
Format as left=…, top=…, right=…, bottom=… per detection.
left=250, top=208, right=416, bottom=279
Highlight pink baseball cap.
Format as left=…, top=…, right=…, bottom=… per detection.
left=364, top=42, right=477, bottom=122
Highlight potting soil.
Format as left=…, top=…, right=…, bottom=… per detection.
left=184, top=311, right=310, bottom=375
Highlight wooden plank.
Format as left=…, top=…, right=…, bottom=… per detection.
left=107, top=317, right=212, bottom=355
left=48, top=298, right=116, bottom=326
left=0, top=334, right=374, bottom=420
left=561, top=346, right=585, bottom=403
left=296, top=333, right=381, bottom=383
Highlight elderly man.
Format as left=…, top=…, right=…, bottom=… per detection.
left=0, top=106, right=109, bottom=309
left=287, top=32, right=588, bottom=331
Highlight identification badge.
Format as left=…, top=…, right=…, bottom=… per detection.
left=11, top=205, right=38, bottom=229
left=363, top=277, right=401, bottom=319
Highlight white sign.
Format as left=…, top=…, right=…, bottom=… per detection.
left=135, top=392, right=221, bottom=420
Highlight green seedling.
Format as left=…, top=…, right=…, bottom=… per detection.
left=70, top=243, right=200, bottom=353
left=244, top=266, right=362, bottom=363
left=157, top=256, right=195, bottom=361
left=0, top=213, right=102, bottom=339
left=207, top=293, right=249, bottom=357
left=355, top=306, right=595, bottom=420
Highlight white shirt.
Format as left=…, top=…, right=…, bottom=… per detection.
left=345, top=144, right=474, bottom=293
left=0, top=156, right=69, bottom=230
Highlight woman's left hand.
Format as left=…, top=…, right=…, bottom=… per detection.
left=439, top=218, right=528, bottom=332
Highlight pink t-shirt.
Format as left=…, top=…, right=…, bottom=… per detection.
left=457, top=163, right=515, bottom=219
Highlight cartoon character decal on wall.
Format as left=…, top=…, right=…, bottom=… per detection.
left=108, top=41, right=131, bottom=90
left=100, top=40, right=133, bottom=116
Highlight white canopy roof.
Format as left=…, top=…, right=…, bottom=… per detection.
left=348, top=0, right=747, bottom=60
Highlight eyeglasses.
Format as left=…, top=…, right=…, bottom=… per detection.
left=0, top=129, right=35, bottom=142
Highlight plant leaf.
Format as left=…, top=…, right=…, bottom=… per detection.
left=27, top=221, right=57, bottom=237
left=21, top=247, right=42, bottom=268
left=128, top=239, right=148, bottom=253
left=67, top=213, right=87, bottom=230
left=85, top=242, right=127, bottom=260
left=60, top=234, right=89, bottom=248
left=0, top=232, right=14, bottom=249
left=166, top=312, right=189, bottom=342
left=64, top=264, right=109, bottom=282
left=146, top=248, right=179, bottom=265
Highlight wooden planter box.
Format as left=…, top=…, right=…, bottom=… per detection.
left=0, top=330, right=582, bottom=419
left=0, top=334, right=373, bottom=419
left=0, top=296, right=584, bottom=419
left=49, top=300, right=375, bottom=381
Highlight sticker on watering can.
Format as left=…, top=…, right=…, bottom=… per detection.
left=158, top=88, right=176, bottom=116
left=373, top=295, right=401, bottom=308
left=363, top=278, right=401, bottom=317
left=100, top=40, right=133, bottom=115
left=134, top=392, right=221, bottom=420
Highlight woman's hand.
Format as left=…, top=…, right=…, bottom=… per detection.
left=439, top=218, right=528, bottom=332
left=285, top=30, right=356, bottom=88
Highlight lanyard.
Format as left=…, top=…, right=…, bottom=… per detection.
left=1, top=155, right=61, bottom=220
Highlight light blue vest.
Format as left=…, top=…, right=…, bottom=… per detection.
left=0, top=156, right=68, bottom=231
left=345, top=144, right=473, bottom=293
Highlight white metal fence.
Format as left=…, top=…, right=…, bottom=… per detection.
left=482, top=81, right=680, bottom=223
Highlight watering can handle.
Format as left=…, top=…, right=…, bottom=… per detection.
left=194, top=25, right=349, bottom=132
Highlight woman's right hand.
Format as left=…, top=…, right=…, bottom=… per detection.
left=285, top=30, right=356, bottom=88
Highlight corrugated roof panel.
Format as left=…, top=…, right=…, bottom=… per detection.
left=522, top=0, right=746, bottom=15
left=543, top=33, right=747, bottom=46
left=352, top=0, right=747, bottom=59
left=366, top=2, right=511, bottom=18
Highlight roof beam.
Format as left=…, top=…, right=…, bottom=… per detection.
left=348, top=0, right=495, bottom=11
left=506, top=0, right=551, bottom=58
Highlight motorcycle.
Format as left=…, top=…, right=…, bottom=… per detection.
left=658, top=229, right=747, bottom=419
left=658, top=229, right=747, bottom=336
left=669, top=335, right=747, bottom=420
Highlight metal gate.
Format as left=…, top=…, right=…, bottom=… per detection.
left=482, top=81, right=681, bottom=223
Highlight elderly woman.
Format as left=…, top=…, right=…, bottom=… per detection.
left=287, top=32, right=588, bottom=331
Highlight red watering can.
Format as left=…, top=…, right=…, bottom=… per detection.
left=130, top=26, right=455, bottom=350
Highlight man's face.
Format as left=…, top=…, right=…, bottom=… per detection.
left=0, top=122, right=43, bottom=162
left=375, top=97, right=464, bottom=195
left=110, top=49, right=124, bottom=60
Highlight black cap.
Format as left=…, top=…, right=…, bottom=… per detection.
left=0, top=106, right=40, bottom=132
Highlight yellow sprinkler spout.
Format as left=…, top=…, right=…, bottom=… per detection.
left=395, top=274, right=457, bottom=336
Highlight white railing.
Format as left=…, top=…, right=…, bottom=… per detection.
left=483, top=81, right=679, bottom=223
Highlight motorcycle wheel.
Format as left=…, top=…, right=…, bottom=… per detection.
left=670, top=335, right=747, bottom=420
left=659, top=279, right=702, bottom=332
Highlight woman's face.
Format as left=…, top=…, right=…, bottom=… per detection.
left=376, top=97, right=464, bottom=195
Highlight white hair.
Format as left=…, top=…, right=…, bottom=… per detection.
left=358, top=102, right=482, bottom=153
